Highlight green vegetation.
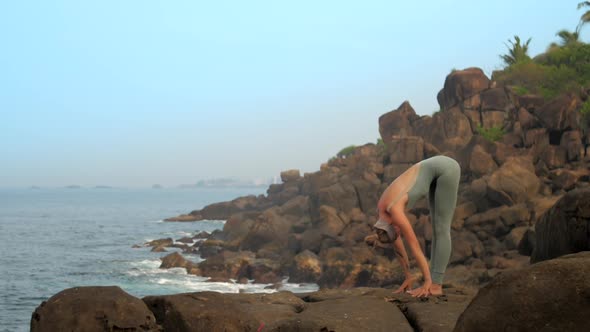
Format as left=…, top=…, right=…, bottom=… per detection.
left=579, top=2, right=590, bottom=28
left=513, top=85, right=530, bottom=96
left=494, top=4, right=590, bottom=104
left=500, top=36, right=532, bottom=66
left=476, top=125, right=505, bottom=142
left=336, top=145, right=356, bottom=158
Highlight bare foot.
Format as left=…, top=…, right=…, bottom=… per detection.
left=430, top=283, right=443, bottom=296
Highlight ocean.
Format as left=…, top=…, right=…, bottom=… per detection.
left=0, top=187, right=318, bottom=332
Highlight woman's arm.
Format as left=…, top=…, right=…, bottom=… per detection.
left=390, top=209, right=432, bottom=286
left=391, top=230, right=418, bottom=293
left=392, top=233, right=411, bottom=277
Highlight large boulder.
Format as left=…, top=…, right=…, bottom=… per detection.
left=378, top=101, right=420, bottom=141
left=531, top=188, right=590, bottom=263
left=143, top=291, right=306, bottom=332
left=194, top=251, right=260, bottom=280
left=239, top=207, right=292, bottom=252
left=31, top=286, right=159, bottom=332
left=533, top=94, right=581, bottom=131
left=288, top=250, right=323, bottom=283
left=486, top=156, right=540, bottom=206
left=437, top=67, right=490, bottom=110
left=454, top=252, right=590, bottom=332
left=280, top=169, right=301, bottom=182
left=160, top=252, right=197, bottom=271
left=426, top=108, right=473, bottom=151
left=480, top=87, right=510, bottom=111
left=387, top=136, right=425, bottom=164
left=143, top=288, right=418, bottom=332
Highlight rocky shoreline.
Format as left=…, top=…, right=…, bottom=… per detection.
left=31, top=68, right=590, bottom=330
left=30, top=252, right=590, bottom=331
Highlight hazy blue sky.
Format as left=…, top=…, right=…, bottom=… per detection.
left=0, top=1, right=587, bottom=187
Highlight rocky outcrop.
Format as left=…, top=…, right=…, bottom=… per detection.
left=30, top=286, right=159, bottom=332
left=437, top=67, right=490, bottom=111
left=158, top=67, right=590, bottom=289
left=33, top=286, right=475, bottom=332
left=166, top=195, right=272, bottom=222
left=454, top=252, right=590, bottom=332
left=531, top=188, right=590, bottom=263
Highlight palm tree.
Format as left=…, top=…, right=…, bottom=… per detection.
left=579, top=2, right=590, bottom=29
left=500, top=36, right=532, bottom=66
left=555, top=28, right=581, bottom=47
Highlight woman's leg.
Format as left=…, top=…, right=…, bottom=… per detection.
left=428, top=179, right=437, bottom=264
left=430, top=166, right=460, bottom=285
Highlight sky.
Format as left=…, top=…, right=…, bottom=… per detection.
left=0, top=1, right=588, bottom=188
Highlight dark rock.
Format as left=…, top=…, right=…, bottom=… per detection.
left=151, top=245, right=167, bottom=252
left=197, top=239, right=224, bottom=258
left=192, top=231, right=210, bottom=239
left=480, top=87, right=510, bottom=111
left=176, top=236, right=193, bottom=244
left=450, top=231, right=484, bottom=264
left=427, top=108, right=473, bottom=151
left=31, top=286, right=159, bottom=332
left=540, top=145, right=568, bottom=169
left=164, top=214, right=200, bottom=222
left=561, top=130, right=583, bottom=161
left=378, top=101, right=420, bottom=141
left=280, top=169, right=301, bottom=182
left=486, top=156, right=540, bottom=206
left=524, top=127, right=547, bottom=148
left=387, top=136, right=425, bottom=163
left=288, top=250, right=322, bottom=283
left=533, top=94, right=581, bottom=131
left=195, top=251, right=255, bottom=280
left=142, top=288, right=419, bottom=332
left=516, top=94, right=545, bottom=111
left=550, top=169, right=578, bottom=191
left=454, top=252, right=590, bottom=332
left=391, top=288, right=476, bottom=332
left=503, top=226, right=528, bottom=250
left=143, top=291, right=306, bottom=332
left=145, top=238, right=173, bottom=248
left=190, top=195, right=269, bottom=221
left=239, top=207, right=291, bottom=252
left=438, top=67, right=490, bottom=110
left=160, top=252, right=197, bottom=271
left=531, top=188, right=590, bottom=263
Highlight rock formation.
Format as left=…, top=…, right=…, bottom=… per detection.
left=32, top=285, right=475, bottom=332
left=30, top=286, right=159, bottom=332
left=157, top=67, right=589, bottom=290
left=454, top=251, right=590, bottom=332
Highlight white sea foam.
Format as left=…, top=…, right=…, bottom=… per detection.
left=126, top=258, right=318, bottom=294
left=202, top=219, right=226, bottom=225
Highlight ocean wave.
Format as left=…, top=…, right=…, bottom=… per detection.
left=125, top=258, right=319, bottom=294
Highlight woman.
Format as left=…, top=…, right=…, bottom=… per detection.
left=374, top=155, right=460, bottom=297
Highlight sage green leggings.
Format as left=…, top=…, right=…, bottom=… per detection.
left=406, top=156, right=461, bottom=284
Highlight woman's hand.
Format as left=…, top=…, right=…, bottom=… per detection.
left=393, top=275, right=416, bottom=294
left=408, top=280, right=433, bottom=297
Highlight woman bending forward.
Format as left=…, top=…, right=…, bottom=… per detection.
left=375, top=155, right=460, bottom=297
